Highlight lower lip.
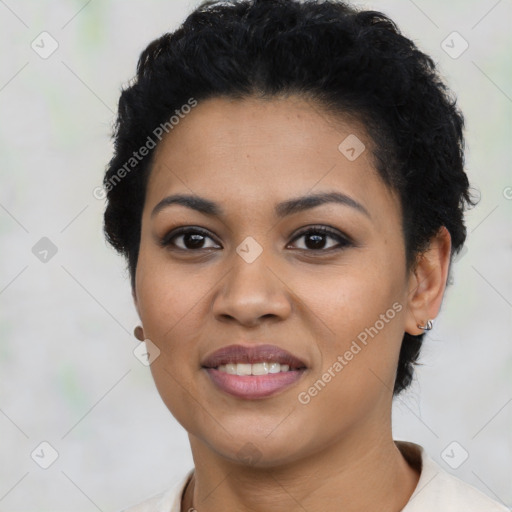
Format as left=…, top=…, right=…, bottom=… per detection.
left=204, top=368, right=306, bottom=399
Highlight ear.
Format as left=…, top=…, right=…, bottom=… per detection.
left=132, top=285, right=146, bottom=341
left=404, top=226, right=452, bottom=335
left=132, top=285, right=140, bottom=318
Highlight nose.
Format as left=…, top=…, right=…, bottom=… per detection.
left=211, top=252, right=292, bottom=327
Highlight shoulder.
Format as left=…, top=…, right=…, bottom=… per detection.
left=396, top=440, right=509, bottom=512
left=119, top=469, right=194, bottom=512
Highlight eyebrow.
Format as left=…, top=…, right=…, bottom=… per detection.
left=151, top=191, right=371, bottom=220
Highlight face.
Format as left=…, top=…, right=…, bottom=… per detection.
left=134, top=95, right=417, bottom=467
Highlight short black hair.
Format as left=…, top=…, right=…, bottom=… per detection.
left=102, top=0, right=476, bottom=396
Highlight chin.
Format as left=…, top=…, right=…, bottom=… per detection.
left=199, top=430, right=309, bottom=470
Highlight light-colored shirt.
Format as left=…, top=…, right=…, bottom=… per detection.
left=121, top=440, right=509, bottom=511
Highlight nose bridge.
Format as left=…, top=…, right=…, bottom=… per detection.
left=211, top=238, right=292, bottom=324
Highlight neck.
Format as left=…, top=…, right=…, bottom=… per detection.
left=182, top=428, right=420, bottom=512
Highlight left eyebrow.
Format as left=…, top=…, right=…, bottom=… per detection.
left=151, top=191, right=371, bottom=220
left=275, top=191, right=371, bottom=219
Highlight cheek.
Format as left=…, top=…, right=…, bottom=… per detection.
left=297, top=259, right=404, bottom=339
left=136, top=257, right=210, bottom=432
left=135, top=247, right=208, bottom=339
left=295, top=259, right=406, bottom=395
left=135, top=250, right=210, bottom=397
left=294, top=282, right=404, bottom=438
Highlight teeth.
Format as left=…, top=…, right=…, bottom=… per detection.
left=216, top=362, right=292, bottom=375
left=252, top=362, right=269, bottom=375
left=268, top=362, right=281, bottom=374
left=225, top=363, right=237, bottom=374
left=236, top=363, right=252, bottom=376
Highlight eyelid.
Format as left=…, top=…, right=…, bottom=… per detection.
left=159, top=226, right=222, bottom=249
left=159, top=224, right=352, bottom=252
left=287, top=225, right=352, bottom=250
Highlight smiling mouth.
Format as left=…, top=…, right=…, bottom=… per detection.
left=201, top=343, right=308, bottom=399
left=212, top=361, right=303, bottom=375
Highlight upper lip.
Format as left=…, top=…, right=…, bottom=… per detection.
left=201, top=344, right=307, bottom=369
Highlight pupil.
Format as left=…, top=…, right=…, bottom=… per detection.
left=185, top=233, right=204, bottom=249
left=306, top=233, right=325, bottom=249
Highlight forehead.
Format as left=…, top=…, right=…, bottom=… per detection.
left=145, top=95, right=398, bottom=222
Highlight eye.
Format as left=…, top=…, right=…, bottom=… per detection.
left=287, top=225, right=352, bottom=251
left=159, top=225, right=352, bottom=253
left=160, top=227, right=221, bottom=251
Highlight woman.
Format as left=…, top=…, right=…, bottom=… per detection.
left=102, top=0, right=507, bottom=510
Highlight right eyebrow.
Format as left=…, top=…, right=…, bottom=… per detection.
left=151, top=194, right=223, bottom=219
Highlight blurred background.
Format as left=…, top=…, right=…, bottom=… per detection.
left=0, top=0, right=511, bottom=510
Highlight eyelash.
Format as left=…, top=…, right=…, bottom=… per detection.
left=159, top=225, right=352, bottom=254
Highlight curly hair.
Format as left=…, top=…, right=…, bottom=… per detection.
left=102, top=0, right=476, bottom=396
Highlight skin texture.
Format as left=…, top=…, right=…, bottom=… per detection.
left=133, top=95, right=451, bottom=512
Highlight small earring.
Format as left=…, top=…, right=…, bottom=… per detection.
left=134, top=325, right=145, bottom=341
left=417, top=319, right=434, bottom=331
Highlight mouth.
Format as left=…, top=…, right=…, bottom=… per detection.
left=201, top=344, right=308, bottom=399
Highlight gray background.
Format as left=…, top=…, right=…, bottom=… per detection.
left=0, top=0, right=510, bottom=510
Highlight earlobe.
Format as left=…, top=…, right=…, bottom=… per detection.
left=134, top=325, right=145, bottom=341
left=404, top=226, right=452, bottom=336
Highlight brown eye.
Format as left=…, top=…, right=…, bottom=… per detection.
left=288, top=226, right=351, bottom=251
left=160, top=227, right=221, bottom=251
